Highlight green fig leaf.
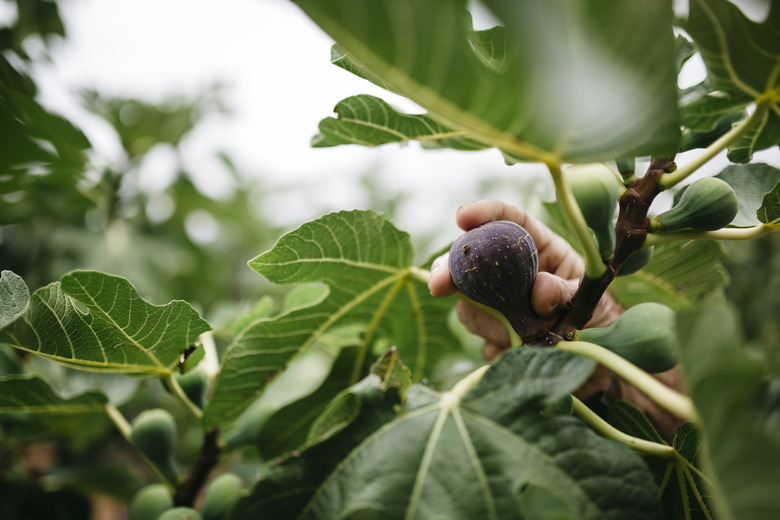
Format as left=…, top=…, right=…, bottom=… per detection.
left=681, top=0, right=780, bottom=161
left=297, top=0, right=680, bottom=163
left=0, top=271, right=211, bottom=375
left=312, top=95, right=489, bottom=150
left=231, top=348, right=662, bottom=519
left=0, top=375, right=107, bottom=414
left=203, top=210, right=456, bottom=428
left=609, top=240, right=728, bottom=310
left=714, top=163, right=780, bottom=226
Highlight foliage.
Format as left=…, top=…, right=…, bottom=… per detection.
left=1, top=0, right=780, bottom=519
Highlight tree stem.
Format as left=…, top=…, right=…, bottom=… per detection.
left=173, top=428, right=222, bottom=507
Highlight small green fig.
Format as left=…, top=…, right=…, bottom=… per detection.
left=158, top=507, right=202, bottom=520
left=578, top=302, right=679, bottom=373
left=201, top=473, right=246, bottom=520
left=616, top=246, right=654, bottom=276
left=128, top=483, right=172, bottom=520
left=564, top=163, right=621, bottom=260
left=449, top=220, right=540, bottom=343
left=130, top=409, right=181, bottom=485
left=652, top=177, right=738, bottom=232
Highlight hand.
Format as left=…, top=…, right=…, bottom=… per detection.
left=428, top=199, right=684, bottom=441
left=428, top=199, right=624, bottom=360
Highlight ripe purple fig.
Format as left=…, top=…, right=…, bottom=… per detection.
left=449, top=220, right=541, bottom=344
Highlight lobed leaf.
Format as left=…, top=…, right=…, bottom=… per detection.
left=203, top=210, right=456, bottom=428
left=0, top=375, right=107, bottom=414
left=296, top=0, right=680, bottom=163
left=312, top=94, right=488, bottom=150
left=681, top=0, right=780, bottom=161
left=0, top=271, right=210, bottom=375
left=231, top=347, right=662, bottom=519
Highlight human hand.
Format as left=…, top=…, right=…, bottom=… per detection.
left=428, top=199, right=624, bottom=360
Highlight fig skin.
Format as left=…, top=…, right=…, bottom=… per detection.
left=449, top=220, right=541, bottom=344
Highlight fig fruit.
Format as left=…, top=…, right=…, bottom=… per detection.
left=652, top=177, right=738, bottom=232
left=449, top=220, right=540, bottom=343
left=130, top=408, right=181, bottom=485
left=577, top=302, right=679, bottom=373
left=129, top=483, right=173, bottom=520
left=202, top=473, right=246, bottom=520
left=616, top=246, right=654, bottom=276
left=564, top=163, right=621, bottom=260
left=158, top=507, right=202, bottom=520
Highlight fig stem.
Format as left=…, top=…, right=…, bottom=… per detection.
left=557, top=340, right=698, bottom=422
left=547, top=162, right=607, bottom=279
left=163, top=371, right=203, bottom=421
left=660, top=99, right=771, bottom=189
left=644, top=223, right=778, bottom=245
left=571, top=396, right=677, bottom=459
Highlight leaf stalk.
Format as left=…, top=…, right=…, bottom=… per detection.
left=571, top=396, right=677, bottom=459
left=557, top=341, right=698, bottom=422
left=644, top=223, right=777, bottom=246
left=661, top=100, right=771, bottom=189
left=547, top=162, right=606, bottom=279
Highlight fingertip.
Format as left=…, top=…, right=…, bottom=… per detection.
left=428, top=254, right=457, bottom=297
left=455, top=199, right=501, bottom=230
left=532, top=272, right=576, bottom=319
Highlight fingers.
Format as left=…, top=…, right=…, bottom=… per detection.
left=455, top=200, right=585, bottom=279
left=531, top=272, right=578, bottom=319
left=428, top=254, right=456, bottom=297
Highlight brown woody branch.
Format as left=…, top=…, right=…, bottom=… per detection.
left=535, top=158, right=675, bottom=346
left=173, top=428, right=221, bottom=507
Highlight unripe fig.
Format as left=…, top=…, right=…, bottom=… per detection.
left=202, top=473, right=246, bottom=520
left=158, top=507, right=202, bottom=520
left=564, top=163, right=621, bottom=260
left=616, top=246, right=654, bottom=276
left=449, top=220, right=540, bottom=343
left=577, top=302, right=679, bottom=373
left=652, top=177, right=738, bottom=232
left=129, top=483, right=173, bottom=520
left=130, top=409, right=181, bottom=485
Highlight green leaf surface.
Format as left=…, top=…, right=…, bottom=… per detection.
left=0, top=375, right=107, bottom=414
left=255, top=347, right=360, bottom=459
left=0, top=271, right=211, bottom=375
left=715, top=163, right=780, bottom=226
left=682, top=0, right=780, bottom=160
left=203, top=210, right=456, bottom=428
left=682, top=0, right=780, bottom=101
left=298, top=0, right=680, bottom=162
left=677, top=304, right=780, bottom=519
left=312, top=94, right=487, bottom=150
left=0, top=271, right=29, bottom=329
left=609, top=240, right=728, bottom=310
left=231, top=347, right=662, bottom=519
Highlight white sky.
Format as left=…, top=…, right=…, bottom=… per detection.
left=23, top=0, right=780, bottom=249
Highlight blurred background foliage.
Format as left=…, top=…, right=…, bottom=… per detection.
left=1, top=0, right=780, bottom=518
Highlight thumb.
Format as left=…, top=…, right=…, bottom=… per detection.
left=531, top=272, right=578, bottom=320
